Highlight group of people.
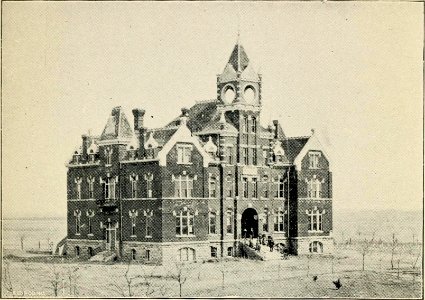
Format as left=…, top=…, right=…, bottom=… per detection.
left=244, top=233, right=276, bottom=252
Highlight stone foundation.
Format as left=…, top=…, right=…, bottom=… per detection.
left=66, top=239, right=105, bottom=259
left=292, top=236, right=334, bottom=255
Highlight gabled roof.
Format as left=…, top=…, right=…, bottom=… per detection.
left=100, top=106, right=133, bottom=142
left=281, top=137, right=310, bottom=162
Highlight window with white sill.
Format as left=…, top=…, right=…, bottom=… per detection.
left=174, top=175, right=193, bottom=198
left=306, top=207, right=325, bottom=232
left=175, top=210, right=194, bottom=236
left=307, top=176, right=322, bottom=198
left=177, top=144, right=192, bottom=164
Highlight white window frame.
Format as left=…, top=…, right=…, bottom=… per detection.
left=209, top=211, right=217, bottom=234
left=177, top=144, right=193, bottom=164
left=74, top=210, right=81, bottom=235
left=307, top=208, right=324, bottom=232
left=175, top=210, right=194, bottom=236
left=252, top=178, right=258, bottom=198
left=226, top=209, right=233, bottom=234
left=145, top=214, right=153, bottom=238
left=306, top=176, right=323, bottom=198
left=87, top=177, right=95, bottom=199
left=309, top=152, right=321, bottom=169
left=104, top=177, right=116, bottom=200
left=274, top=209, right=285, bottom=232
left=174, top=175, right=193, bottom=198
left=145, top=173, right=153, bottom=198
left=129, top=174, right=138, bottom=199
left=209, top=175, right=217, bottom=198
left=242, top=177, right=248, bottom=198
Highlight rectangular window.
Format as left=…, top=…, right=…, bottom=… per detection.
left=243, top=148, right=249, bottom=165
left=309, top=152, right=320, bottom=169
left=88, top=217, right=93, bottom=235
left=263, top=150, right=268, bottom=165
left=146, top=174, right=153, bottom=198
left=209, top=212, right=216, bottom=234
left=242, top=177, right=248, bottom=198
left=209, top=177, right=217, bottom=198
left=227, top=247, right=233, bottom=256
left=274, top=176, right=284, bottom=198
left=307, top=209, right=323, bottom=231
left=131, top=180, right=137, bottom=199
left=146, top=215, right=152, bottom=237
left=145, top=249, right=150, bottom=261
left=75, top=215, right=80, bottom=234
left=251, top=117, right=257, bottom=133
left=274, top=210, right=285, bottom=232
left=76, top=183, right=81, bottom=199
left=253, top=149, right=257, bottom=165
left=263, top=208, right=269, bottom=232
left=252, top=178, right=258, bottom=198
left=307, top=178, right=321, bottom=198
left=177, top=145, right=192, bottom=164
left=211, top=247, right=217, bottom=258
left=226, top=176, right=233, bottom=198
left=227, top=146, right=233, bottom=164
left=244, top=116, right=249, bottom=133
left=88, top=180, right=94, bottom=199
left=226, top=209, right=232, bottom=234
left=104, top=178, right=116, bottom=200
left=176, top=211, right=194, bottom=236
left=174, top=175, right=193, bottom=198
left=130, top=216, right=137, bottom=236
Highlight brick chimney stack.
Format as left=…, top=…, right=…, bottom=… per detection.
left=81, top=134, right=90, bottom=160
left=132, top=109, right=146, bottom=159
left=273, top=120, right=279, bottom=139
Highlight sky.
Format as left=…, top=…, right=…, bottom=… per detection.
left=2, top=2, right=423, bottom=218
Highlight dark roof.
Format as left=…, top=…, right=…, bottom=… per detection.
left=166, top=100, right=219, bottom=133
left=282, top=137, right=310, bottom=162
left=228, top=43, right=250, bottom=72
left=146, top=127, right=178, bottom=147
left=100, top=107, right=134, bottom=141
left=196, top=115, right=238, bottom=135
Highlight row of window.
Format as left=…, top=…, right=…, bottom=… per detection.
left=74, top=208, right=325, bottom=237
left=74, top=174, right=323, bottom=200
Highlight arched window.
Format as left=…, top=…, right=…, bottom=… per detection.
left=211, top=247, right=217, bottom=258
left=75, top=246, right=80, bottom=257
left=309, top=241, right=323, bottom=253
left=131, top=249, right=137, bottom=260
left=178, top=247, right=195, bottom=261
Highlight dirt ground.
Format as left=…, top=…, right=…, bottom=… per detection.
left=2, top=245, right=422, bottom=298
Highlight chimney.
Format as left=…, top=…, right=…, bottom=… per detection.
left=81, top=134, right=90, bottom=160
left=180, top=107, right=189, bottom=126
left=132, top=108, right=146, bottom=131
left=273, top=120, right=279, bottom=139
left=132, top=109, right=146, bottom=159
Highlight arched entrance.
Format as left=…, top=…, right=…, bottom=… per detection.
left=241, top=208, right=259, bottom=238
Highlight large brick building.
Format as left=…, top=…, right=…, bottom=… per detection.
left=66, top=42, right=333, bottom=264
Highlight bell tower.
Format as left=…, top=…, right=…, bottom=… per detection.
left=216, top=40, right=262, bottom=108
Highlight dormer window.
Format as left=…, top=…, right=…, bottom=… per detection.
left=74, top=153, right=81, bottom=164
left=309, top=152, right=321, bottom=169
left=177, top=144, right=192, bottom=164
left=146, top=146, right=154, bottom=159
left=89, top=150, right=95, bottom=163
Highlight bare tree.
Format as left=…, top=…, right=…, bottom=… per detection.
left=2, top=260, right=14, bottom=296
left=172, top=262, right=188, bottom=297
left=357, top=232, right=375, bottom=271
left=66, top=266, right=80, bottom=296
left=49, top=265, right=62, bottom=297
left=390, top=233, right=398, bottom=270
